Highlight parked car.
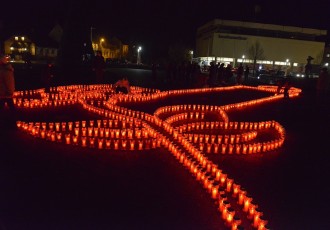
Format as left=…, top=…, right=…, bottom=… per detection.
left=257, top=72, right=285, bottom=85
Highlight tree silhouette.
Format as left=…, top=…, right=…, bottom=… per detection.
left=168, top=42, right=191, bottom=64
left=247, top=41, right=265, bottom=77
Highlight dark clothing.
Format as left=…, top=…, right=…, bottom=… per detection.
left=41, top=63, right=54, bottom=92
left=0, top=62, right=15, bottom=110
left=236, top=64, right=244, bottom=85
left=93, top=54, right=106, bottom=83
left=218, top=64, right=225, bottom=84
left=244, top=66, right=249, bottom=82
left=115, top=86, right=128, bottom=94
left=0, top=61, right=16, bottom=128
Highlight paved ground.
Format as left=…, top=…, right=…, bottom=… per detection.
left=0, top=67, right=330, bottom=230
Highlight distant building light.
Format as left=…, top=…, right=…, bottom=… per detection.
left=21, top=37, right=25, bottom=41
left=325, top=63, right=329, bottom=66
left=293, top=63, right=298, bottom=67
left=327, top=54, right=330, bottom=58
left=10, top=47, right=14, bottom=50
left=15, top=36, right=18, bottom=41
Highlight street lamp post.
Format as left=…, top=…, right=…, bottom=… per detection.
left=100, top=38, right=104, bottom=50
left=190, top=50, right=194, bottom=64
left=137, top=46, right=142, bottom=64
left=90, top=27, right=95, bottom=43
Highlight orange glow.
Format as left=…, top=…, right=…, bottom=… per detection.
left=15, top=84, right=299, bottom=229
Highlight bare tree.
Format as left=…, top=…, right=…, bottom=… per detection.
left=248, top=41, right=265, bottom=77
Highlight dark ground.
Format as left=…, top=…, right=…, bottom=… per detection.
left=0, top=65, right=329, bottom=230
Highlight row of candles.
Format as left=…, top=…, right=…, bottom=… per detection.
left=184, top=131, right=258, bottom=144
left=15, top=83, right=296, bottom=229
left=12, top=83, right=301, bottom=112
left=140, top=115, right=270, bottom=229
left=86, top=94, right=274, bottom=228
left=15, top=119, right=143, bottom=131
left=16, top=121, right=159, bottom=150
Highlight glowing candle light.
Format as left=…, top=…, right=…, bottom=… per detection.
left=138, top=140, right=143, bottom=150
left=70, top=135, right=78, bottom=145
left=89, top=137, right=95, bottom=148
left=238, top=190, right=246, bottom=205
left=88, top=127, right=93, bottom=136
left=232, top=184, right=240, bottom=198
left=226, top=178, right=233, bottom=192
left=40, top=130, right=46, bottom=139
left=97, top=139, right=103, bottom=149
left=225, top=207, right=235, bottom=225
left=55, top=122, right=60, bottom=131
left=243, top=196, right=252, bottom=212
left=65, top=134, right=70, bottom=144
left=68, top=122, right=73, bottom=131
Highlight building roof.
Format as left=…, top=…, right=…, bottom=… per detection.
left=197, top=19, right=327, bottom=41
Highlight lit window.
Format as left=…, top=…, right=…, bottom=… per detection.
left=15, top=36, right=18, bottom=41
left=10, top=47, right=14, bottom=50
left=21, top=37, right=25, bottom=41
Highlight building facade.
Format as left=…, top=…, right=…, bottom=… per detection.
left=195, top=19, right=327, bottom=73
left=4, top=35, right=58, bottom=63
left=92, top=36, right=129, bottom=61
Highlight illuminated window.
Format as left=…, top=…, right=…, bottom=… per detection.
left=21, top=37, right=25, bottom=41
left=15, top=37, right=18, bottom=41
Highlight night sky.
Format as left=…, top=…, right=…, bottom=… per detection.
left=1, top=0, right=330, bottom=59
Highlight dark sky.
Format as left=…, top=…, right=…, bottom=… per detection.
left=2, top=0, right=330, bottom=59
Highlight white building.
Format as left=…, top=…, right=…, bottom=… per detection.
left=195, top=19, right=327, bottom=73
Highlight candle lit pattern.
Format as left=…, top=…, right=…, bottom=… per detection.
left=14, top=84, right=301, bottom=229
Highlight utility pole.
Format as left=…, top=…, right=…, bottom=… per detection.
left=90, top=27, right=95, bottom=43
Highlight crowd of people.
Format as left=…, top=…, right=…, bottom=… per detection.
left=165, top=61, right=251, bottom=88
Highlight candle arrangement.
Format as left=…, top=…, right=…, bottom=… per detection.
left=15, top=83, right=301, bottom=229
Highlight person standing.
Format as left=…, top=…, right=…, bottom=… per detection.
left=92, top=50, right=106, bottom=84
left=244, top=65, right=249, bottom=83
left=236, top=63, right=244, bottom=85
left=0, top=54, right=16, bottom=128
left=217, top=63, right=225, bottom=85
left=41, top=59, right=54, bottom=93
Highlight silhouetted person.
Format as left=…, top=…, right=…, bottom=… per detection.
left=217, top=63, right=225, bottom=85
left=113, top=77, right=130, bottom=94
left=41, top=59, right=54, bottom=93
left=0, top=54, right=16, bottom=128
left=283, top=77, right=292, bottom=99
left=92, top=50, right=106, bottom=83
left=224, top=64, right=233, bottom=84
left=208, top=61, right=218, bottom=87
left=244, top=65, right=249, bottom=83
left=236, top=63, right=244, bottom=85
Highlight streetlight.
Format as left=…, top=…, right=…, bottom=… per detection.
left=190, top=50, right=194, bottom=64
left=137, top=46, right=142, bottom=64
left=242, top=55, right=245, bottom=63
